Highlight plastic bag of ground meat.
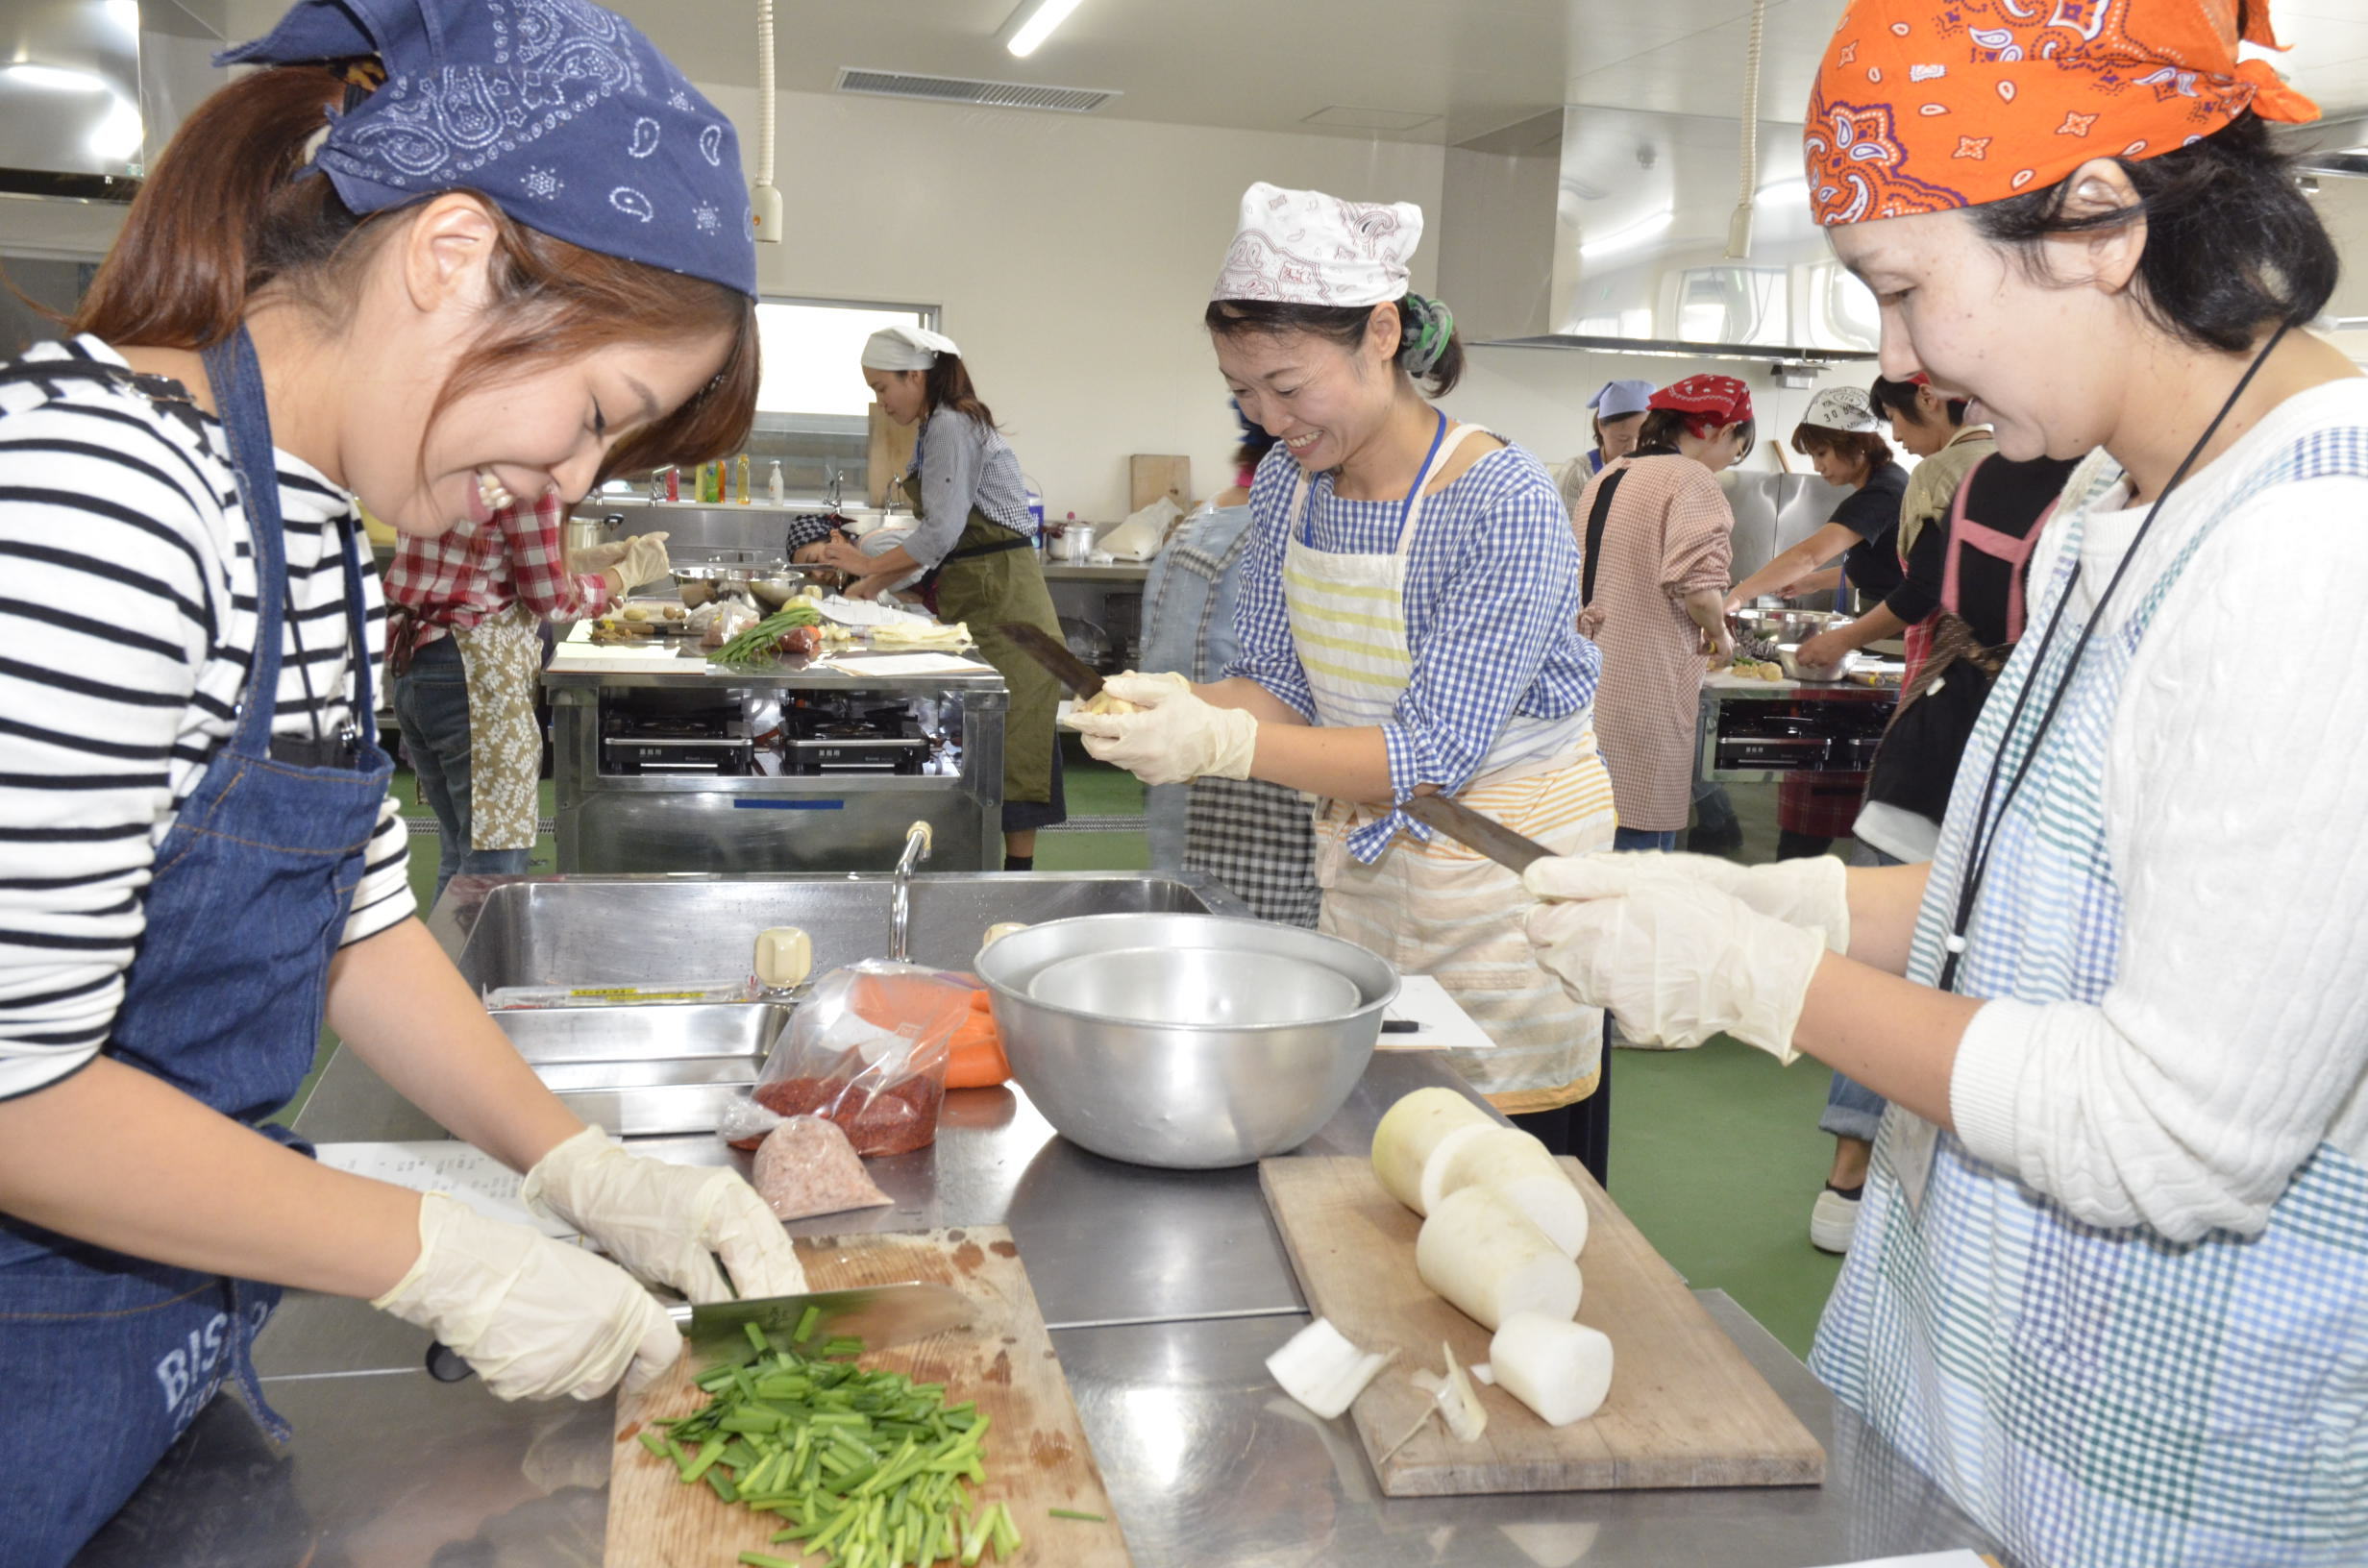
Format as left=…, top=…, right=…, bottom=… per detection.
left=720, top=960, right=974, bottom=1156
left=752, top=1116, right=895, bottom=1221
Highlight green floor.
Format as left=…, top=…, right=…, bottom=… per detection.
left=358, top=746, right=1847, bottom=1358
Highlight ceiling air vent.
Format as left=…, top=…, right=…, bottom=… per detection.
left=834, top=68, right=1117, bottom=115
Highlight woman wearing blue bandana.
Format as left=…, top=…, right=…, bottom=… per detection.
left=0, top=3, right=806, bottom=1558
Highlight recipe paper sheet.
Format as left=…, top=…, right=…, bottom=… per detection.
left=315, top=1140, right=579, bottom=1238
left=1379, top=973, right=1500, bottom=1052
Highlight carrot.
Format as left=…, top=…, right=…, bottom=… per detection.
left=945, top=1004, right=1010, bottom=1089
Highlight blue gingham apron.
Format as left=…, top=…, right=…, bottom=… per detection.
left=1811, top=427, right=2368, bottom=1568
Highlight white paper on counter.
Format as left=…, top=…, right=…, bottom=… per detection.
left=814, top=595, right=933, bottom=627
left=1379, top=973, right=1500, bottom=1052
left=819, top=652, right=995, bottom=676
left=1813, top=1552, right=1992, bottom=1568
left=315, top=1140, right=579, bottom=1238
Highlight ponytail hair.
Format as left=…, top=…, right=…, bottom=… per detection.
left=69, top=62, right=758, bottom=481
left=1203, top=292, right=1466, bottom=397
left=923, top=354, right=996, bottom=428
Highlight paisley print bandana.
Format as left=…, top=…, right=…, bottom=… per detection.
left=1803, top=0, right=2320, bottom=229
left=1650, top=374, right=1755, bottom=432
left=222, top=0, right=755, bottom=296
left=1211, top=182, right=1424, bottom=307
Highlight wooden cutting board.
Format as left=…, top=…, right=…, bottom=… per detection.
left=1126, top=454, right=1190, bottom=514
left=1260, top=1157, right=1824, bottom=1497
left=608, top=1227, right=1129, bottom=1566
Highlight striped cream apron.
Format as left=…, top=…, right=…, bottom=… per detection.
left=1284, top=423, right=1616, bottom=1113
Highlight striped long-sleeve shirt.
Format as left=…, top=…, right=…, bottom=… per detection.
left=0, top=336, right=413, bottom=1101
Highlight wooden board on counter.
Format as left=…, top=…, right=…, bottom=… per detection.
left=868, top=404, right=919, bottom=506
left=1260, top=1157, right=1824, bottom=1497
left=1126, top=454, right=1190, bottom=514
left=609, top=1226, right=1129, bottom=1567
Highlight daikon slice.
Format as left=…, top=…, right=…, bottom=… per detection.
left=1267, top=1317, right=1393, bottom=1420
left=1415, top=1122, right=1500, bottom=1216
left=1436, top=1342, right=1488, bottom=1442
left=1417, top=1186, right=1582, bottom=1331
left=1490, top=1312, right=1615, bottom=1427
left=1419, top=1125, right=1591, bottom=1258
left=1370, top=1088, right=1492, bottom=1211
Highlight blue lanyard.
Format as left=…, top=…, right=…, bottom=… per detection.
left=1298, top=408, right=1450, bottom=548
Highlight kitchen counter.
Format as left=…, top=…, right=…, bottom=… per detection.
left=76, top=933, right=2003, bottom=1567
left=1041, top=559, right=1149, bottom=583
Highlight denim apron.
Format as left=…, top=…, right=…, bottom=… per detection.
left=0, top=327, right=394, bottom=1568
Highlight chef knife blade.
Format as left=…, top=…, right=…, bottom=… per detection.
left=997, top=622, right=1104, bottom=701
left=425, top=1282, right=974, bottom=1383
left=1401, top=795, right=1558, bottom=876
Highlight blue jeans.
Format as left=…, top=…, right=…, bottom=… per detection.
left=1821, top=842, right=1908, bottom=1143
left=1612, top=826, right=1677, bottom=853
left=392, top=635, right=531, bottom=909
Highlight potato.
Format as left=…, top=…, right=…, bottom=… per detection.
left=622, top=604, right=652, bottom=623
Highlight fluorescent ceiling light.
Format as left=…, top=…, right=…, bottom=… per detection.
left=1005, top=0, right=1085, bottom=59
left=1580, top=208, right=1674, bottom=260
left=6, top=63, right=109, bottom=92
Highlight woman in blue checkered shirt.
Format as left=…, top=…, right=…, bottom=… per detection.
left=1072, top=184, right=1620, bottom=1180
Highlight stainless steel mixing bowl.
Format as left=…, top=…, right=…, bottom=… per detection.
left=974, top=913, right=1397, bottom=1169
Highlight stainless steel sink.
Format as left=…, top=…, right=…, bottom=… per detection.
left=432, top=872, right=1248, bottom=1139
left=431, top=871, right=1246, bottom=995
left=491, top=1001, right=794, bottom=1064
left=484, top=1002, right=795, bottom=1137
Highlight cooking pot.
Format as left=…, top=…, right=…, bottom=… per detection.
left=561, top=511, right=624, bottom=573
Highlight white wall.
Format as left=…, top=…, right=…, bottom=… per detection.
left=699, top=82, right=1444, bottom=521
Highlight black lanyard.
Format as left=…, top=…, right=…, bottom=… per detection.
left=1937, top=323, right=2289, bottom=992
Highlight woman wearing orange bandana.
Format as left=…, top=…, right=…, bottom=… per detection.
left=1520, top=3, right=2368, bottom=1563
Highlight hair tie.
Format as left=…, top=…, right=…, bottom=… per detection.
left=1401, top=293, right=1454, bottom=378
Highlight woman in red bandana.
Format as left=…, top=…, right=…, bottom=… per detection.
left=1521, top=3, right=2368, bottom=1563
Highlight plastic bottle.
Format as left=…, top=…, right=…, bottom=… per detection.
left=734, top=453, right=751, bottom=503
left=699, top=461, right=722, bottom=504
left=663, top=466, right=679, bottom=502
left=766, top=460, right=785, bottom=503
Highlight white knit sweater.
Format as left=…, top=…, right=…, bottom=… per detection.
left=1948, top=377, right=2368, bottom=1243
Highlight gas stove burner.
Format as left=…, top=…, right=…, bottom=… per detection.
left=610, top=715, right=728, bottom=740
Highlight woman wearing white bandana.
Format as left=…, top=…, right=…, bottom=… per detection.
left=1069, top=184, right=1618, bottom=1176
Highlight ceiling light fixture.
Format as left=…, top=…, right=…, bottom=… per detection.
left=5, top=63, right=108, bottom=92
left=1003, top=0, right=1086, bottom=60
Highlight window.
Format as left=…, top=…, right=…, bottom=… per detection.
left=753, top=299, right=937, bottom=418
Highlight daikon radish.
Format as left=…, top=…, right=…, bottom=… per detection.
left=1371, top=1088, right=1492, bottom=1212
left=1266, top=1317, right=1393, bottom=1419
left=1419, top=1125, right=1591, bottom=1258
left=1435, top=1342, right=1488, bottom=1442
left=1490, top=1312, right=1615, bottom=1427
left=1417, top=1186, right=1581, bottom=1331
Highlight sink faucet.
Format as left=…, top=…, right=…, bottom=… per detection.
left=889, top=820, right=932, bottom=962
left=826, top=464, right=845, bottom=512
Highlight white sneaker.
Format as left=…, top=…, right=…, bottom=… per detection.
left=1811, top=1187, right=1862, bottom=1254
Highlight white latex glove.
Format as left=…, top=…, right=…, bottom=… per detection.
left=521, top=1126, right=808, bottom=1303
left=1523, top=879, right=1826, bottom=1062
left=1062, top=673, right=1255, bottom=786
left=616, top=532, right=672, bottom=590
left=374, top=1192, right=680, bottom=1401
left=1523, top=850, right=1851, bottom=954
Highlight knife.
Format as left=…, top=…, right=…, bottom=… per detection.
left=997, top=622, right=1104, bottom=701
left=425, top=1282, right=975, bottom=1382
left=1401, top=795, right=1558, bottom=876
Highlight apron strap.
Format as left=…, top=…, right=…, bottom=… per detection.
left=1579, top=466, right=1631, bottom=608
left=1941, top=455, right=2057, bottom=645
left=197, top=328, right=294, bottom=759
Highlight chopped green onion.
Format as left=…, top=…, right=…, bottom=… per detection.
left=793, top=1303, right=824, bottom=1344
left=1048, top=1507, right=1106, bottom=1522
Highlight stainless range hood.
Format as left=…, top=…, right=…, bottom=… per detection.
left=1439, top=106, right=1881, bottom=363
left=0, top=0, right=222, bottom=202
